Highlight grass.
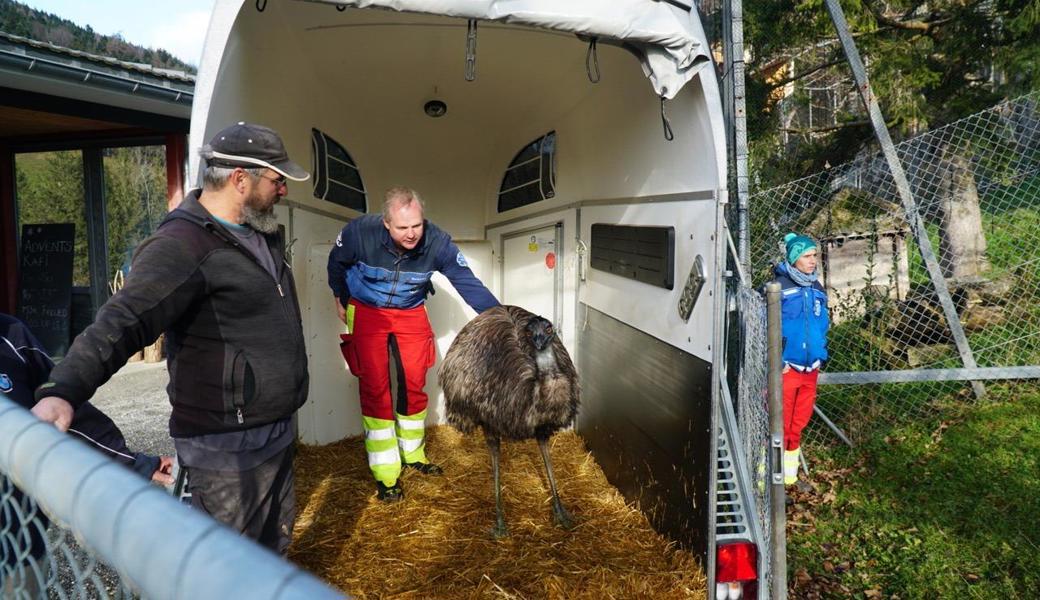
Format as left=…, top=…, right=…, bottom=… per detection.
left=787, top=387, right=1040, bottom=599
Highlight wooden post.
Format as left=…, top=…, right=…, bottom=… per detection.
left=0, top=145, right=17, bottom=314
left=166, top=133, right=187, bottom=211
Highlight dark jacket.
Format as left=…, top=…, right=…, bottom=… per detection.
left=36, top=190, right=309, bottom=437
left=327, top=214, right=499, bottom=313
left=2, top=314, right=158, bottom=478
left=773, top=262, right=829, bottom=369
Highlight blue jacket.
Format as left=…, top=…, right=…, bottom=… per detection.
left=327, top=215, right=499, bottom=313
left=1, top=313, right=160, bottom=479
left=773, top=263, right=829, bottom=369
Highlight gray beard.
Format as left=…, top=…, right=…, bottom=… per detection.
left=242, top=204, right=278, bottom=234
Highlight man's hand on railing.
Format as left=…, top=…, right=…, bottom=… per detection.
left=31, top=396, right=74, bottom=432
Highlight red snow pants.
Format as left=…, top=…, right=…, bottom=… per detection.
left=782, top=368, right=819, bottom=451
left=339, top=301, right=435, bottom=421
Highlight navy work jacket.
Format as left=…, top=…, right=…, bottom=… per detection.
left=327, top=214, right=499, bottom=313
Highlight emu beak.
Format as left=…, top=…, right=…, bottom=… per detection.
left=532, top=331, right=552, bottom=351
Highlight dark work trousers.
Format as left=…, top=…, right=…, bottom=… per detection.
left=186, top=444, right=296, bottom=555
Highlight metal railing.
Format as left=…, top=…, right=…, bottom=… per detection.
left=0, top=395, right=344, bottom=599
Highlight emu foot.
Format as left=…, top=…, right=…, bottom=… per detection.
left=490, top=520, right=509, bottom=540
left=552, top=504, right=576, bottom=530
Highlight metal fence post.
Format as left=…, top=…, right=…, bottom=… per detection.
left=729, top=0, right=751, bottom=275
left=765, top=281, right=786, bottom=599
left=821, top=0, right=985, bottom=399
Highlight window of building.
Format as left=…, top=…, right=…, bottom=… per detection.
left=497, top=131, right=556, bottom=213
left=312, top=128, right=366, bottom=212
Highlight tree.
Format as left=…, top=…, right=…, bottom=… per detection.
left=745, top=0, right=1040, bottom=187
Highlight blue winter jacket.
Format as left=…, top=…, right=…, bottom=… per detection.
left=327, top=214, right=499, bottom=313
left=774, top=262, right=830, bottom=369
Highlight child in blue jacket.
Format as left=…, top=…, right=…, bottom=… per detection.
left=773, top=233, right=829, bottom=486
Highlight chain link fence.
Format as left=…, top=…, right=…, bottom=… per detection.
left=746, top=91, right=1040, bottom=446
left=732, top=283, right=772, bottom=597
left=0, top=397, right=342, bottom=600
left=1, top=474, right=134, bottom=599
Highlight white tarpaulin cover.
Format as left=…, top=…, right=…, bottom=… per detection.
left=302, top=0, right=712, bottom=99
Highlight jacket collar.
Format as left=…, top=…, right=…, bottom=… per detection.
left=164, top=189, right=285, bottom=254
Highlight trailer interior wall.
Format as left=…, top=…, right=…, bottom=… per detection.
left=193, top=6, right=724, bottom=562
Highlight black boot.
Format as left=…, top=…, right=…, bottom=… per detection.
left=376, top=480, right=404, bottom=502
left=405, top=461, right=443, bottom=475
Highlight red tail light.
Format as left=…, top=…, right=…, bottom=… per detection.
left=717, top=541, right=757, bottom=582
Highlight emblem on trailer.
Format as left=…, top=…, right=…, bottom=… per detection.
left=456, top=251, right=468, bottom=267
left=0, top=373, right=12, bottom=393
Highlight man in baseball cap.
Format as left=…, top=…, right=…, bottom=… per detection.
left=200, top=121, right=309, bottom=182
left=33, top=123, right=311, bottom=554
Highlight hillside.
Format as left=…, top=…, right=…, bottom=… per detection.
left=0, top=0, right=196, bottom=73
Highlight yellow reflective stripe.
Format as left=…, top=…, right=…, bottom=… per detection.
left=370, top=461, right=401, bottom=486
left=345, top=303, right=356, bottom=333
left=363, top=415, right=394, bottom=430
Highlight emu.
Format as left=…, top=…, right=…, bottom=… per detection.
left=440, top=305, right=580, bottom=538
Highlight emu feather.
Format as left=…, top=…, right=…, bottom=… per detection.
left=439, top=305, right=580, bottom=537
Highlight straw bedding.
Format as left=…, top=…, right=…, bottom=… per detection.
left=289, top=425, right=706, bottom=599
left=289, top=424, right=703, bottom=594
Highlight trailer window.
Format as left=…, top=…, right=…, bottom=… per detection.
left=497, top=131, right=556, bottom=212
left=312, top=128, right=366, bottom=212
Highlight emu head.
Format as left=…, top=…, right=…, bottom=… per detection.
left=525, top=316, right=556, bottom=352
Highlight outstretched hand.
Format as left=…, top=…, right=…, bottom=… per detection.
left=151, top=455, right=175, bottom=485
left=32, top=396, right=74, bottom=432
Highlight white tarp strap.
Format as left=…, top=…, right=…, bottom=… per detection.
left=300, top=0, right=712, bottom=99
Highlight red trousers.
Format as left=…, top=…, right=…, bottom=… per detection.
left=782, top=368, right=819, bottom=451
left=340, top=301, right=435, bottom=420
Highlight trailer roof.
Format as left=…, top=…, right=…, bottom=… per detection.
left=297, top=0, right=711, bottom=99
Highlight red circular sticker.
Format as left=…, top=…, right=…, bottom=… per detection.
left=545, top=252, right=556, bottom=269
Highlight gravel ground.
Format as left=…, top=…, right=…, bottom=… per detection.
left=90, top=360, right=174, bottom=458
left=47, top=360, right=173, bottom=599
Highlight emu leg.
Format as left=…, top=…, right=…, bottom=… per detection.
left=486, top=434, right=508, bottom=539
left=537, top=437, right=575, bottom=530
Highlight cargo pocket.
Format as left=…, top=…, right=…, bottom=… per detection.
left=424, top=335, right=436, bottom=368
left=340, top=333, right=362, bottom=376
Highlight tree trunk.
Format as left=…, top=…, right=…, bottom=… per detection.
left=938, top=149, right=990, bottom=280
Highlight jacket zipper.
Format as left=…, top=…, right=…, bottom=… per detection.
left=803, top=288, right=811, bottom=366
left=209, top=223, right=304, bottom=422
left=386, top=254, right=404, bottom=307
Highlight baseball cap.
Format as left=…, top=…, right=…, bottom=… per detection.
left=200, top=122, right=310, bottom=181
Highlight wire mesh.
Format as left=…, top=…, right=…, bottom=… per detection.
left=747, top=91, right=1040, bottom=445
left=733, top=283, right=771, bottom=596
left=1, top=473, right=134, bottom=599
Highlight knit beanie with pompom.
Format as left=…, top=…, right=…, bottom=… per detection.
left=784, top=232, right=817, bottom=265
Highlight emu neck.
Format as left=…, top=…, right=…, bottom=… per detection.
left=535, top=346, right=557, bottom=374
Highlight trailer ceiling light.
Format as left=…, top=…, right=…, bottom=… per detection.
left=424, top=100, right=447, bottom=118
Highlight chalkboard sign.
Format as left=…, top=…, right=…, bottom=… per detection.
left=16, top=224, right=75, bottom=357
